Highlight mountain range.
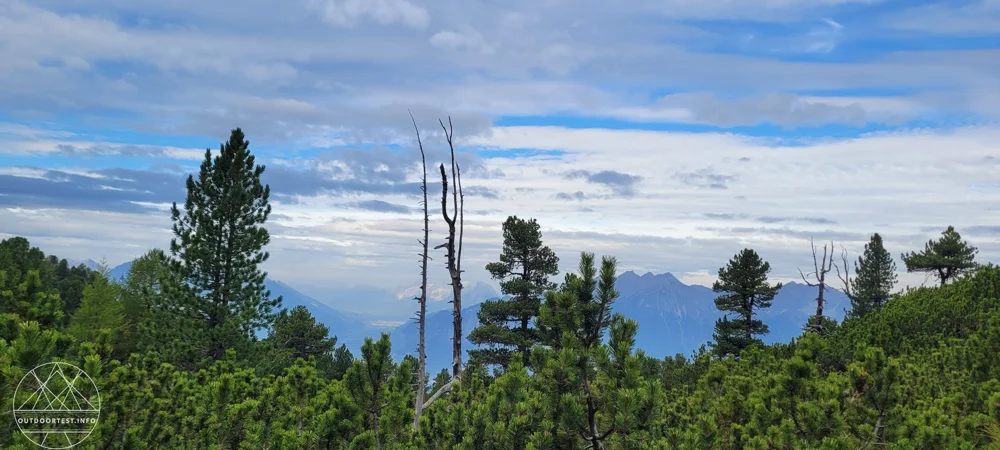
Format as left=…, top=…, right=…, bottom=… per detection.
left=105, top=260, right=848, bottom=373
left=290, top=281, right=499, bottom=322
left=389, top=271, right=849, bottom=373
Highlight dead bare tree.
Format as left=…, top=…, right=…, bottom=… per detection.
left=798, top=238, right=835, bottom=334
left=417, top=116, right=465, bottom=416
left=433, top=116, right=464, bottom=379
left=409, top=112, right=431, bottom=429
left=834, top=244, right=856, bottom=303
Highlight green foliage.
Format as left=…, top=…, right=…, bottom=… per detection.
left=2, top=181, right=1000, bottom=449
left=0, top=237, right=94, bottom=325
left=470, top=215, right=559, bottom=370
left=68, top=268, right=125, bottom=348
left=0, top=268, right=64, bottom=328
left=902, top=225, right=978, bottom=286
left=166, top=128, right=281, bottom=365
left=848, top=233, right=898, bottom=319
left=343, top=333, right=414, bottom=449
left=258, top=305, right=339, bottom=378
left=530, top=252, right=669, bottom=449
left=710, top=248, right=782, bottom=357
left=47, top=254, right=95, bottom=319
left=0, top=244, right=997, bottom=449
left=119, top=249, right=173, bottom=358
left=331, top=343, right=355, bottom=380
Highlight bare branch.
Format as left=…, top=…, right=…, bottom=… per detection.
left=802, top=237, right=837, bottom=334
left=457, top=163, right=464, bottom=273
left=798, top=267, right=816, bottom=287
left=421, top=378, right=456, bottom=410
left=834, top=244, right=855, bottom=300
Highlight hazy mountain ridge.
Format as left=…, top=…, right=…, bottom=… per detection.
left=292, top=280, right=498, bottom=321
left=106, top=259, right=847, bottom=368
left=108, top=260, right=378, bottom=350
left=391, top=271, right=851, bottom=373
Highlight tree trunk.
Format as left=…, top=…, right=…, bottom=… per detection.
left=410, top=114, right=430, bottom=429
left=436, top=117, right=464, bottom=380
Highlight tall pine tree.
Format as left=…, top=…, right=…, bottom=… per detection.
left=468, top=216, right=559, bottom=369
left=168, top=128, right=280, bottom=362
left=901, top=225, right=978, bottom=286
left=848, top=233, right=898, bottom=319
left=711, top=248, right=781, bottom=357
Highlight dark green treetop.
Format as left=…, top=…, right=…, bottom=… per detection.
left=260, top=305, right=339, bottom=378
left=901, top=226, right=977, bottom=286
left=711, top=248, right=782, bottom=357
left=848, top=233, right=898, bottom=319
left=468, top=215, right=559, bottom=369
left=168, top=128, right=280, bottom=362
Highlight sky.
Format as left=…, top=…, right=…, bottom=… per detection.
left=1, top=0, right=999, bottom=307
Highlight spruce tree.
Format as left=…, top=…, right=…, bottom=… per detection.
left=901, top=226, right=978, bottom=286
left=848, top=233, right=898, bottom=319
left=168, top=127, right=280, bottom=361
left=67, top=267, right=124, bottom=346
left=469, top=216, right=559, bottom=369
left=711, top=248, right=781, bottom=357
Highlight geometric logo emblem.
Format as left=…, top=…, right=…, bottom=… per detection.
left=12, top=362, right=101, bottom=449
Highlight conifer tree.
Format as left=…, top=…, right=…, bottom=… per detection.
left=534, top=252, right=663, bottom=449
left=710, top=248, right=781, bottom=357
left=469, top=215, right=559, bottom=369
left=119, top=249, right=173, bottom=358
left=67, top=267, right=124, bottom=346
left=168, top=128, right=281, bottom=362
left=344, top=333, right=396, bottom=450
left=901, top=225, right=978, bottom=286
left=330, top=343, right=354, bottom=380
left=47, top=256, right=93, bottom=320
left=847, top=233, right=898, bottom=319
left=262, top=305, right=338, bottom=377
left=0, top=237, right=54, bottom=290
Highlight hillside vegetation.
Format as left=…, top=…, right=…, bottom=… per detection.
left=1, top=235, right=999, bottom=449
left=1, top=129, right=997, bottom=449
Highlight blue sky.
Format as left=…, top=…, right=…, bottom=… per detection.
left=1, top=0, right=999, bottom=308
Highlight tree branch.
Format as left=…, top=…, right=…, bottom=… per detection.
left=421, top=378, right=456, bottom=410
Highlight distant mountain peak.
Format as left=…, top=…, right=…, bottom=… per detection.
left=619, top=270, right=680, bottom=281
left=67, top=258, right=102, bottom=271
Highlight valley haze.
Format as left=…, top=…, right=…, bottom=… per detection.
left=102, top=257, right=848, bottom=373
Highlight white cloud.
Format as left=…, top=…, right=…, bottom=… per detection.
left=0, top=135, right=206, bottom=159
left=890, top=0, right=1000, bottom=35
left=0, top=0, right=997, bottom=142
left=6, top=125, right=999, bottom=294
left=308, top=0, right=430, bottom=29
left=652, top=0, right=883, bottom=21
left=2, top=0, right=1000, bottom=304
left=429, top=27, right=494, bottom=53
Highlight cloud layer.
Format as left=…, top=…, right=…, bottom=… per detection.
left=1, top=0, right=998, bottom=312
